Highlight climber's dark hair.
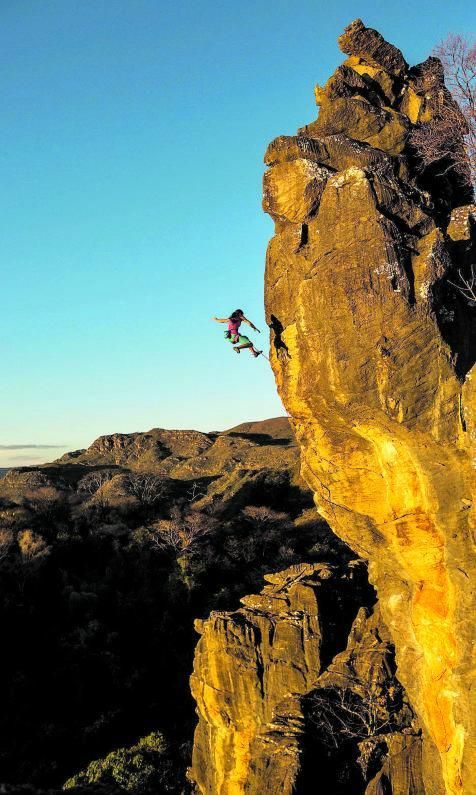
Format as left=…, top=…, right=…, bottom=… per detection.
left=230, top=309, right=244, bottom=320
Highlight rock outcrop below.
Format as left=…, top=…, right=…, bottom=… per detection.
left=189, top=562, right=421, bottom=794
left=189, top=563, right=325, bottom=795
left=263, top=19, right=475, bottom=795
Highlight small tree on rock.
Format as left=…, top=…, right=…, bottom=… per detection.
left=410, top=34, right=476, bottom=188
left=308, top=668, right=405, bottom=751
left=148, top=511, right=213, bottom=555
left=78, top=470, right=115, bottom=496
left=125, top=473, right=169, bottom=506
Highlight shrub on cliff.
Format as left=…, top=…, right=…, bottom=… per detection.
left=63, top=732, right=175, bottom=793
left=410, top=34, right=476, bottom=188
left=124, top=474, right=169, bottom=507
left=77, top=471, right=116, bottom=496
left=23, top=486, right=70, bottom=533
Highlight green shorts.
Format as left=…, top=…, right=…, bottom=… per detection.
left=224, top=331, right=251, bottom=345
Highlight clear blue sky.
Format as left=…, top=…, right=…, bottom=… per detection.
left=1, top=0, right=474, bottom=465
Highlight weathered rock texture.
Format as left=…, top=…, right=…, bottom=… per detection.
left=263, top=19, right=476, bottom=795
left=189, top=562, right=420, bottom=794
left=190, top=563, right=325, bottom=794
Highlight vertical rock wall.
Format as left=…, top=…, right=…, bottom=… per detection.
left=189, top=563, right=325, bottom=794
left=263, top=20, right=475, bottom=795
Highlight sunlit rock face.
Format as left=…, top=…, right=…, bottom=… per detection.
left=263, top=19, right=475, bottom=795
left=189, top=563, right=325, bottom=795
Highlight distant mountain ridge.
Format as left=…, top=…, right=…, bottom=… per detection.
left=0, top=417, right=305, bottom=517
left=56, top=416, right=294, bottom=468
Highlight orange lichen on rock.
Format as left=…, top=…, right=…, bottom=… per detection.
left=263, top=19, right=475, bottom=795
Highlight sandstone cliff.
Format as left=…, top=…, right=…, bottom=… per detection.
left=189, top=562, right=421, bottom=794
left=263, top=19, right=475, bottom=795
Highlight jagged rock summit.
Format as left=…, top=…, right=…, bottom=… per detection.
left=263, top=19, right=475, bottom=795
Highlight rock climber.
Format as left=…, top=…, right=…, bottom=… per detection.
left=212, top=309, right=262, bottom=357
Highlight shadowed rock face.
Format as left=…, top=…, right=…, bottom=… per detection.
left=263, top=19, right=475, bottom=795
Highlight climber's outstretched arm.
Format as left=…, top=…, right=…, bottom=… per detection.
left=242, top=316, right=260, bottom=333
left=212, top=316, right=229, bottom=323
